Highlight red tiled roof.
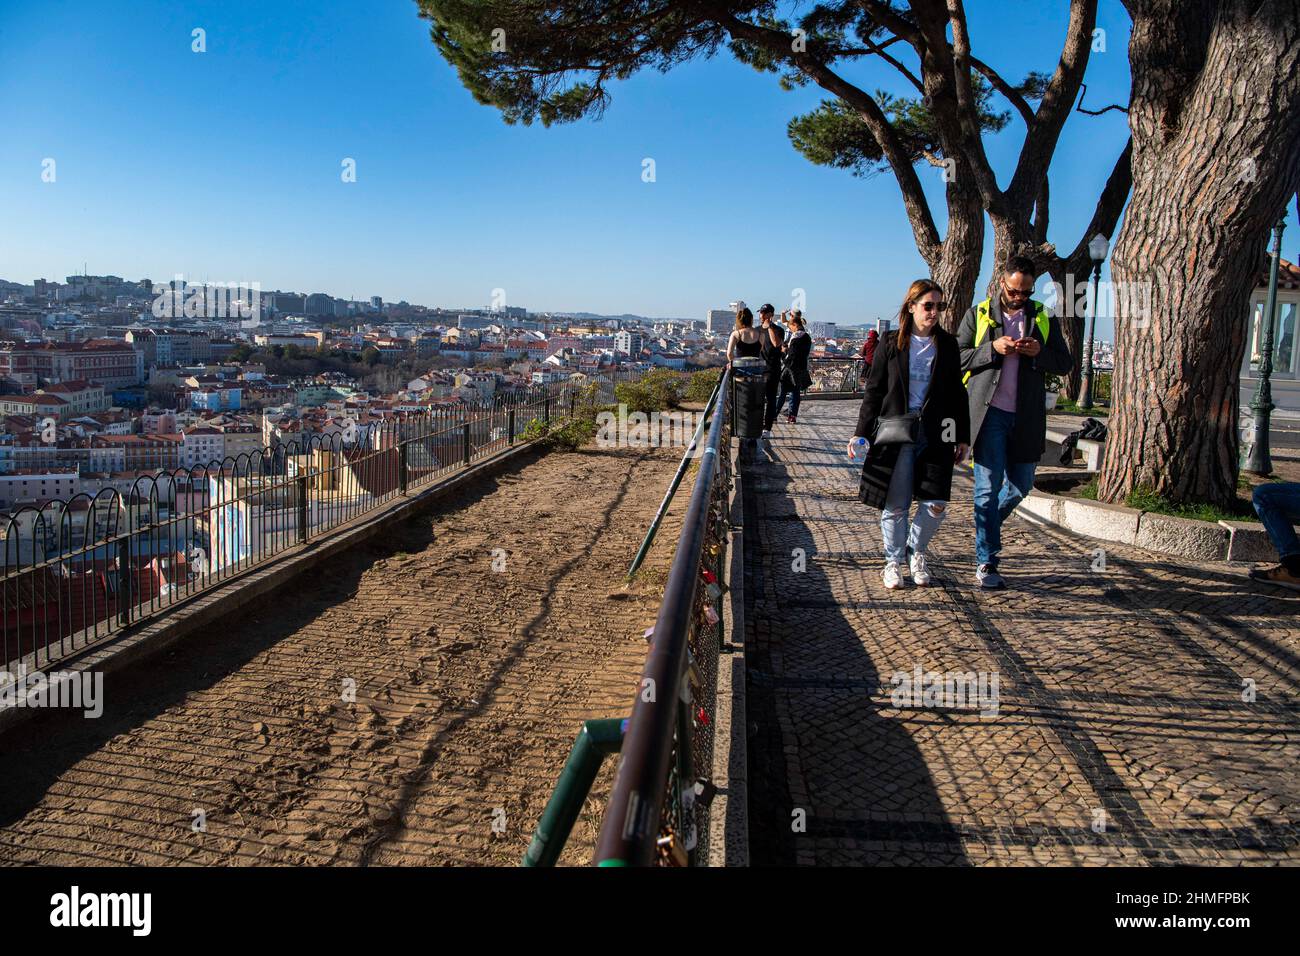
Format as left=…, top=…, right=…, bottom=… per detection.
left=1277, top=258, right=1300, bottom=290
left=43, top=379, right=99, bottom=393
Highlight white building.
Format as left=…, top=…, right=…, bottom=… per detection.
left=1240, top=257, right=1300, bottom=414
left=707, top=309, right=733, bottom=334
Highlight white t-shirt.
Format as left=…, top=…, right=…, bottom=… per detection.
left=907, top=333, right=937, bottom=412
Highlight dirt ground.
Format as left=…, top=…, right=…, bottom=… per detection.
left=0, top=443, right=687, bottom=866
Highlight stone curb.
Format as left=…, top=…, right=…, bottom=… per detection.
left=708, top=442, right=749, bottom=867
left=1017, top=486, right=1274, bottom=564
left=0, top=441, right=545, bottom=737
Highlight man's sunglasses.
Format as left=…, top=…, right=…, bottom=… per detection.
left=1002, top=284, right=1033, bottom=298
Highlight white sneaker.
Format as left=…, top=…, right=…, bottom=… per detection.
left=909, top=552, right=931, bottom=586
left=761, top=429, right=771, bottom=440
left=882, top=561, right=904, bottom=589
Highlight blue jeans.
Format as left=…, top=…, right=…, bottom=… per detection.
left=972, top=406, right=1037, bottom=566
left=880, top=432, right=947, bottom=564
left=776, top=380, right=802, bottom=419
left=1253, top=482, right=1300, bottom=559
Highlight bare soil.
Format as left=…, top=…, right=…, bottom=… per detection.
left=0, top=444, right=687, bottom=866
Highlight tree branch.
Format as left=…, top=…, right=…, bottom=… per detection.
left=853, top=0, right=924, bottom=50
left=1007, top=0, right=1099, bottom=209
left=1075, top=83, right=1130, bottom=116
left=970, top=54, right=1034, bottom=125
left=905, top=0, right=1003, bottom=209
left=710, top=5, right=943, bottom=259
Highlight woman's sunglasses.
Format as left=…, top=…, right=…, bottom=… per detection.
left=917, top=302, right=948, bottom=312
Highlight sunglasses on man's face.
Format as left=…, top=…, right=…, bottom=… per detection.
left=918, top=301, right=948, bottom=312
left=1003, top=284, right=1033, bottom=298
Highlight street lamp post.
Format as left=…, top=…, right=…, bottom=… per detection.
left=1078, top=234, right=1109, bottom=410
left=1245, top=218, right=1288, bottom=476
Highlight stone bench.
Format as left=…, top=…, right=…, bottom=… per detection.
left=1042, top=424, right=1104, bottom=471
left=1076, top=438, right=1105, bottom=471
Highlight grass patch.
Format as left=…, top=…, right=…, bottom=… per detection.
left=1054, top=397, right=1109, bottom=416
left=1123, top=485, right=1256, bottom=523
left=1064, top=477, right=1257, bottom=523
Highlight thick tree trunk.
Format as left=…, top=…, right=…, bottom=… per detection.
left=929, top=177, right=984, bottom=333
left=1043, top=261, right=1086, bottom=400
left=1097, top=0, right=1300, bottom=507
left=984, top=213, right=1058, bottom=297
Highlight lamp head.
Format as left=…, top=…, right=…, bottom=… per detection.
left=1089, top=234, right=1109, bottom=263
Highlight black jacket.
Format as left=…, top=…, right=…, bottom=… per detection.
left=956, top=296, right=1073, bottom=462
left=853, top=328, right=970, bottom=509
left=781, top=331, right=812, bottom=388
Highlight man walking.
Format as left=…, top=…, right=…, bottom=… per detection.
left=957, top=256, right=1073, bottom=588
left=759, top=303, right=786, bottom=439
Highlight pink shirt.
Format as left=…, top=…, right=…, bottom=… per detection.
left=989, top=308, right=1026, bottom=413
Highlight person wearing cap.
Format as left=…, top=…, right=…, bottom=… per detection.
left=758, top=303, right=786, bottom=438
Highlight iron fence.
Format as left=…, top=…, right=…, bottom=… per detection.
left=0, top=371, right=638, bottom=677
left=806, top=356, right=867, bottom=394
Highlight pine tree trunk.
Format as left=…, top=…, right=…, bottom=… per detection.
left=930, top=179, right=984, bottom=334
left=1045, top=260, right=1086, bottom=400
left=1097, top=0, right=1300, bottom=507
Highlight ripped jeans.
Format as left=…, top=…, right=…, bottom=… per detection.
left=880, top=433, right=947, bottom=565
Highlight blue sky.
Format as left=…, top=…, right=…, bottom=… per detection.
left=3, top=1, right=1293, bottom=338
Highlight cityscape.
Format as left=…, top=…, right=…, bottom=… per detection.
left=0, top=0, right=1296, bottom=930
left=0, top=271, right=1026, bottom=516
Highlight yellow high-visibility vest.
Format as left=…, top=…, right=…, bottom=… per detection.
left=963, top=299, right=1050, bottom=386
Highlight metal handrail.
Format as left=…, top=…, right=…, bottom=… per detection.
left=625, top=368, right=725, bottom=578
left=593, top=367, right=732, bottom=866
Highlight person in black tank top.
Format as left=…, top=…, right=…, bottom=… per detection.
left=727, top=307, right=764, bottom=363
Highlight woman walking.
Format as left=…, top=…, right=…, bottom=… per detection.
left=726, top=306, right=764, bottom=364
left=848, top=280, right=970, bottom=589
left=776, top=311, right=812, bottom=423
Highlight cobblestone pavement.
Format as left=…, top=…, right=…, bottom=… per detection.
left=744, top=401, right=1300, bottom=866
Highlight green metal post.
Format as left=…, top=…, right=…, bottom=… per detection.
left=522, top=718, right=626, bottom=867
left=1247, top=218, right=1288, bottom=475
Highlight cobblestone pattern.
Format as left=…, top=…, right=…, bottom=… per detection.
left=744, top=402, right=1300, bottom=866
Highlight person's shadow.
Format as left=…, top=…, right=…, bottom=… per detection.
left=741, top=434, right=969, bottom=865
